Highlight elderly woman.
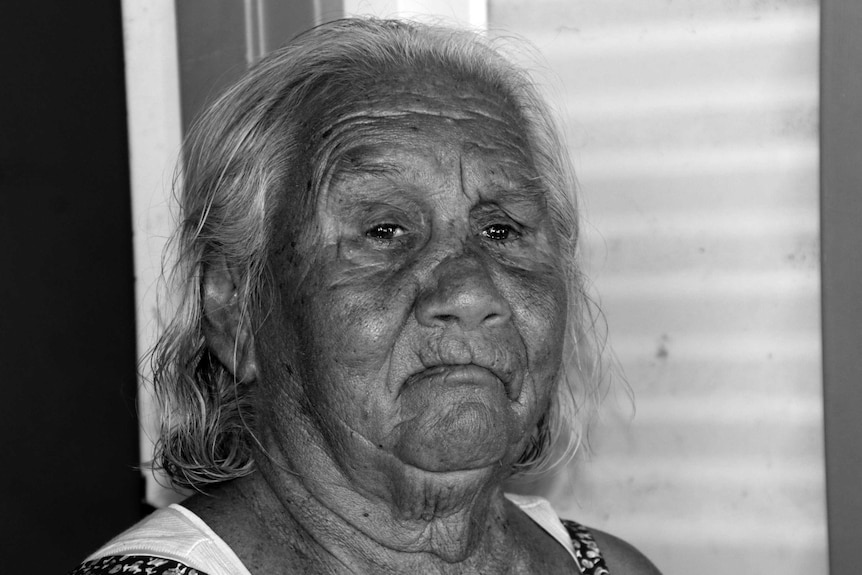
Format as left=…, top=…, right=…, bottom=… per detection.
left=73, top=18, right=659, bottom=575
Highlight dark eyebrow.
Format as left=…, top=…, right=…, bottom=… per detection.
left=331, top=145, right=407, bottom=180
left=324, top=161, right=423, bottom=219
left=486, top=176, right=549, bottom=204
left=328, top=194, right=425, bottom=234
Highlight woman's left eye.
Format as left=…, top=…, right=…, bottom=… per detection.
left=481, top=223, right=519, bottom=242
left=366, top=223, right=406, bottom=241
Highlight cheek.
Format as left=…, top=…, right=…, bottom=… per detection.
left=303, top=265, right=415, bottom=361
left=506, top=266, right=568, bottom=376
left=290, top=255, right=419, bottom=412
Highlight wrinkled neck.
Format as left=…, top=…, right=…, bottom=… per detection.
left=252, top=414, right=517, bottom=562
left=228, top=455, right=523, bottom=574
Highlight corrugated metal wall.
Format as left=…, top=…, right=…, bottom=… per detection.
left=491, top=1, right=826, bottom=573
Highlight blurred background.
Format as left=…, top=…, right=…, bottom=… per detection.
left=2, top=1, right=859, bottom=573
left=490, top=1, right=824, bottom=573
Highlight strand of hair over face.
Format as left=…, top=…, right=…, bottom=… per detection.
left=148, top=17, right=607, bottom=491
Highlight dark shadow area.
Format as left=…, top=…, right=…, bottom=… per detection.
left=0, top=2, right=142, bottom=571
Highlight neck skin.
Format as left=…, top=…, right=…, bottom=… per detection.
left=186, top=408, right=539, bottom=574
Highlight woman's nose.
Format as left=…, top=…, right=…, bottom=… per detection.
left=415, top=258, right=512, bottom=330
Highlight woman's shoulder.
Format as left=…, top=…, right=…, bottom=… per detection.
left=505, top=494, right=661, bottom=574
left=68, top=503, right=249, bottom=575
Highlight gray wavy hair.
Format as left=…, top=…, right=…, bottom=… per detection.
left=151, top=17, right=602, bottom=491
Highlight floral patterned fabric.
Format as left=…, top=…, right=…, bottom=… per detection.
left=69, top=554, right=210, bottom=575
left=563, top=519, right=611, bottom=575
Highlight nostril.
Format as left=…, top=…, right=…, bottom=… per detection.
left=484, top=312, right=503, bottom=324
left=419, top=295, right=512, bottom=330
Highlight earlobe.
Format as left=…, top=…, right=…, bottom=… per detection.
left=201, top=259, right=258, bottom=383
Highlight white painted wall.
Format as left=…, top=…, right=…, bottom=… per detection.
left=343, top=0, right=486, bottom=27
left=120, top=0, right=183, bottom=507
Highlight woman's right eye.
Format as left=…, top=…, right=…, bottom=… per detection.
left=365, top=223, right=406, bottom=241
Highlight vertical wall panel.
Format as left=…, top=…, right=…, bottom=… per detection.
left=491, top=1, right=826, bottom=573
left=821, top=1, right=862, bottom=573
left=175, top=0, right=319, bottom=133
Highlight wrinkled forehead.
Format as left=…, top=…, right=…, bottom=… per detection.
left=305, top=65, right=538, bottom=185
left=317, top=62, right=525, bottom=122
left=347, top=65, right=520, bottom=120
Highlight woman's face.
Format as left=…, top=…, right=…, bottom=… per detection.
left=258, top=72, right=568, bottom=499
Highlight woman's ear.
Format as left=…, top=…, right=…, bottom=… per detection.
left=202, top=259, right=258, bottom=383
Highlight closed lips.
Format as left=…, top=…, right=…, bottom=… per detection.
left=403, top=363, right=520, bottom=400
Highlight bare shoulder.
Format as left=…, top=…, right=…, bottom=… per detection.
left=589, top=528, right=663, bottom=575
